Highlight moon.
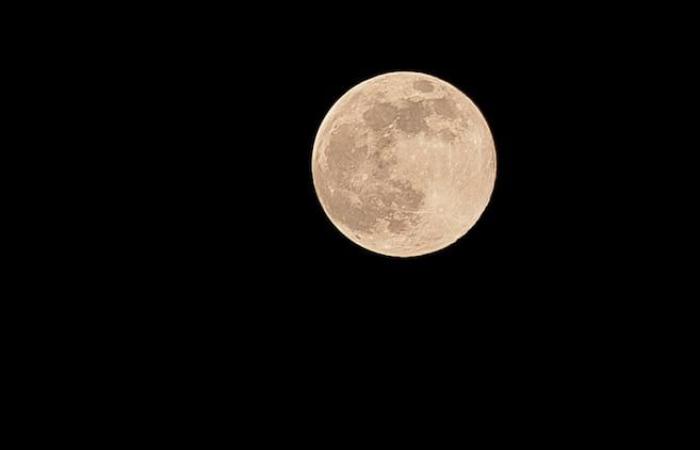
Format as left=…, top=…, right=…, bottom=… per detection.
left=312, top=72, right=496, bottom=257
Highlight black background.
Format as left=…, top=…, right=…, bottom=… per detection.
left=20, top=4, right=693, bottom=434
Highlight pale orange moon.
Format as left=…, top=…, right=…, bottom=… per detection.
left=311, top=72, right=496, bottom=257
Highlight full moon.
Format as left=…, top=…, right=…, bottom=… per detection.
left=312, top=72, right=496, bottom=257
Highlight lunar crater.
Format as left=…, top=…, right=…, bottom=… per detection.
left=413, top=79, right=434, bottom=92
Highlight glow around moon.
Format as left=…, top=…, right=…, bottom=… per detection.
left=312, top=72, right=496, bottom=257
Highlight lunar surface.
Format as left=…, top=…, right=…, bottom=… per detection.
left=312, top=72, right=496, bottom=257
